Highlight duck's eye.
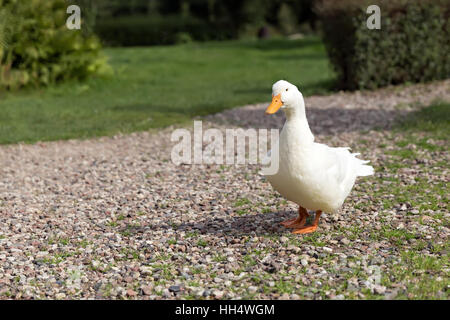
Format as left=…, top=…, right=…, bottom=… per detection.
left=286, top=88, right=288, bottom=91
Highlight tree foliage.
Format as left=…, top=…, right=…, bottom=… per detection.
left=0, top=0, right=110, bottom=90
left=317, top=0, right=450, bottom=90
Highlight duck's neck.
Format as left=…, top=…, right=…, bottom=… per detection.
left=283, top=98, right=314, bottom=144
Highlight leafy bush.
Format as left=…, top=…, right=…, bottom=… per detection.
left=317, top=0, right=450, bottom=90
left=277, top=3, right=298, bottom=35
left=79, top=0, right=319, bottom=46
left=95, top=14, right=234, bottom=46
left=0, top=0, right=110, bottom=90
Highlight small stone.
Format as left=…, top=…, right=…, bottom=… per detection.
left=169, top=285, right=181, bottom=293
left=248, top=286, right=258, bottom=293
left=384, top=290, right=398, bottom=300
left=280, top=236, right=289, bottom=243
left=162, top=289, right=171, bottom=298
left=202, top=289, right=211, bottom=297
left=195, top=289, right=205, bottom=298
left=140, top=266, right=152, bottom=274
left=280, top=293, right=290, bottom=300
left=374, top=285, right=386, bottom=295
left=340, top=238, right=350, bottom=245
left=213, top=290, right=224, bottom=299
left=347, top=279, right=359, bottom=292
left=181, top=272, right=192, bottom=280
left=301, top=259, right=308, bottom=266
left=141, top=285, right=153, bottom=296
left=323, top=247, right=333, bottom=253
left=55, top=293, right=66, bottom=299
left=126, top=289, right=137, bottom=297
left=93, top=282, right=102, bottom=291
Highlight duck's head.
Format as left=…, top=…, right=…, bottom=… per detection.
left=266, top=80, right=303, bottom=115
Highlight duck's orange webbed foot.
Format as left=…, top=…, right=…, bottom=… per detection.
left=280, top=216, right=297, bottom=227
left=292, top=210, right=322, bottom=234
left=281, top=207, right=309, bottom=228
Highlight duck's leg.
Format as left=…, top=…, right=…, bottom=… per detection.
left=292, top=210, right=322, bottom=234
left=281, top=206, right=309, bottom=228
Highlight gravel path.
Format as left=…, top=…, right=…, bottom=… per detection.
left=0, top=80, right=448, bottom=300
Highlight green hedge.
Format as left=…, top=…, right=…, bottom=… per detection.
left=95, top=15, right=235, bottom=46
left=0, top=0, right=110, bottom=90
left=317, top=0, right=450, bottom=90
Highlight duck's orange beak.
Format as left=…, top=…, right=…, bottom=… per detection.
left=265, top=93, right=283, bottom=114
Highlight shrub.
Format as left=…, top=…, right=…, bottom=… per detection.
left=94, top=15, right=234, bottom=46
left=277, top=3, right=298, bottom=35
left=0, top=0, right=110, bottom=90
left=317, top=0, right=450, bottom=90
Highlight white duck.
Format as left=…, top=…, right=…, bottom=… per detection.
left=262, top=80, right=374, bottom=234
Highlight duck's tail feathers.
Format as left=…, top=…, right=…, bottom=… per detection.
left=357, top=163, right=374, bottom=176
left=353, top=153, right=374, bottom=176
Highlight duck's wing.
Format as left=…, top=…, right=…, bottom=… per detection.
left=310, top=143, right=374, bottom=190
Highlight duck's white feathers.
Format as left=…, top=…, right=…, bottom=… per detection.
left=262, top=80, right=373, bottom=213
left=263, top=117, right=373, bottom=213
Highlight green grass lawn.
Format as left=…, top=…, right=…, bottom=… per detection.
left=0, top=37, right=335, bottom=145
left=352, top=102, right=449, bottom=299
